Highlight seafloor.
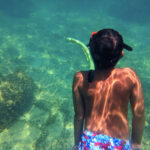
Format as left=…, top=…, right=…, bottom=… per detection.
left=0, top=0, right=150, bottom=150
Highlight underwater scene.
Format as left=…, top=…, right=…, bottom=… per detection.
left=0, top=0, right=150, bottom=149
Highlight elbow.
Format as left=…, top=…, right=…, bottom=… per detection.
left=133, top=111, right=145, bottom=121
left=74, top=114, right=84, bottom=120
left=133, top=110, right=145, bottom=123
left=133, top=102, right=145, bottom=119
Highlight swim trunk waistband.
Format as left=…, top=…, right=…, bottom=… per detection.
left=78, top=130, right=132, bottom=150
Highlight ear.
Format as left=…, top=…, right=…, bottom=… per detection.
left=120, top=50, right=124, bottom=58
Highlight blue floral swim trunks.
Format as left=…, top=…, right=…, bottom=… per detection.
left=78, top=130, right=132, bottom=150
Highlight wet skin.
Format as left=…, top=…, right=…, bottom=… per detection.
left=72, top=67, right=145, bottom=149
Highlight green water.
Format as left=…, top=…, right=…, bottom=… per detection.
left=0, top=0, right=150, bottom=149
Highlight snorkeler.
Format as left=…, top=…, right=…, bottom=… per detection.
left=72, top=29, right=145, bottom=150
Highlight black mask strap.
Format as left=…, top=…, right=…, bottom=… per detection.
left=87, top=70, right=95, bottom=82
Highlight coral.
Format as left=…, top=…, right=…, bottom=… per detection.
left=0, top=70, right=36, bottom=132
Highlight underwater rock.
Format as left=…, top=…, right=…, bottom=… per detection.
left=0, top=0, right=34, bottom=18
left=0, top=70, right=36, bottom=132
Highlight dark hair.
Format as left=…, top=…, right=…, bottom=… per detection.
left=88, top=29, right=124, bottom=69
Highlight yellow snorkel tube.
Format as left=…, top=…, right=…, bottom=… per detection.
left=66, top=37, right=94, bottom=70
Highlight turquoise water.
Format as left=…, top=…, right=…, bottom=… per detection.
left=0, top=0, right=150, bottom=149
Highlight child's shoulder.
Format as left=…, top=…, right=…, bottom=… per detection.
left=115, top=67, right=139, bottom=81
left=116, top=67, right=136, bottom=74
left=73, top=71, right=87, bottom=81
left=73, top=70, right=90, bottom=83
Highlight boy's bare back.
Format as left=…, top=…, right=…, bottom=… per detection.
left=73, top=67, right=144, bottom=142
left=72, top=29, right=145, bottom=149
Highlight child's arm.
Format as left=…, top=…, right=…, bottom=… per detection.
left=130, top=69, right=145, bottom=149
left=72, top=72, right=85, bottom=146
